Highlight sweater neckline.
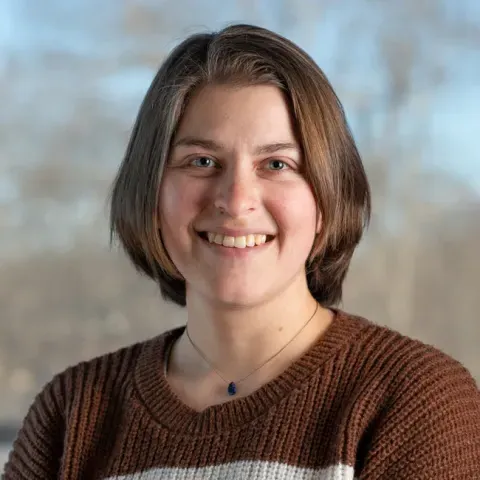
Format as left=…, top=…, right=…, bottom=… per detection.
left=134, top=309, right=365, bottom=436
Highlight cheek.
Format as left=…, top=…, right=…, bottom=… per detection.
left=159, top=175, right=196, bottom=226
left=158, top=174, right=210, bottom=253
left=272, top=186, right=318, bottom=237
left=158, top=177, right=196, bottom=272
left=270, top=185, right=319, bottom=267
left=158, top=179, right=188, bottom=256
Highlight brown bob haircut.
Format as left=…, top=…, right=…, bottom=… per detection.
left=110, top=24, right=371, bottom=307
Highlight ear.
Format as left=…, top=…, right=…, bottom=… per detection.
left=315, top=211, right=322, bottom=234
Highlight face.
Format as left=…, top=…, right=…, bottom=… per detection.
left=159, top=84, right=320, bottom=307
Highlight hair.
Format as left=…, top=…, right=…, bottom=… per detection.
left=109, top=23, right=371, bottom=307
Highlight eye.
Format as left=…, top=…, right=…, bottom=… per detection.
left=267, top=159, right=289, bottom=171
left=190, top=156, right=217, bottom=168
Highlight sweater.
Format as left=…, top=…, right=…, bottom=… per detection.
left=4, top=310, right=480, bottom=479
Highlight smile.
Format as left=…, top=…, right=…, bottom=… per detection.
left=197, top=232, right=275, bottom=249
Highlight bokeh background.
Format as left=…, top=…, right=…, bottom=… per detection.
left=1, top=0, right=479, bottom=465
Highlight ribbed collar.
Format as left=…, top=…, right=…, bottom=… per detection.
left=133, top=309, right=367, bottom=437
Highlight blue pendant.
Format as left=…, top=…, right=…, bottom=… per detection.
left=227, top=382, right=237, bottom=396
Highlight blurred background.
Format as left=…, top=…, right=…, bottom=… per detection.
left=1, top=0, right=479, bottom=465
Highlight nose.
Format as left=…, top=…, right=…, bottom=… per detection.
left=213, top=165, right=259, bottom=217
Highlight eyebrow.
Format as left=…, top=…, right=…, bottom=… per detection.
left=173, top=136, right=300, bottom=155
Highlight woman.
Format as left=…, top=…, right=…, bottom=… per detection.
left=5, top=24, right=480, bottom=479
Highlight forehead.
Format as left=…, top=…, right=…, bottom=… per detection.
left=175, top=84, right=299, bottom=145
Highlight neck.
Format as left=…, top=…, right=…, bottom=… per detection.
left=178, top=280, right=332, bottom=381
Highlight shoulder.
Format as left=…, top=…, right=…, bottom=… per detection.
left=4, top=331, right=175, bottom=479
left=340, top=312, right=480, bottom=477
left=341, top=310, right=479, bottom=421
left=337, top=310, right=478, bottom=405
left=39, top=327, right=178, bottom=414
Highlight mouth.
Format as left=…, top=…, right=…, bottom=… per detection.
left=197, top=231, right=276, bottom=249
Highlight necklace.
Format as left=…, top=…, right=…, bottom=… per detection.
left=185, top=302, right=319, bottom=396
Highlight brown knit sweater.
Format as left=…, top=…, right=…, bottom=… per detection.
left=4, top=311, right=480, bottom=479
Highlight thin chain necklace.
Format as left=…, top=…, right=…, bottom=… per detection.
left=185, top=302, right=319, bottom=396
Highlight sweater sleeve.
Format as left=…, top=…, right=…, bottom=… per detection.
left=358, top=350, right=480, bottom=480
left=3, top=372, right=66, bottom=480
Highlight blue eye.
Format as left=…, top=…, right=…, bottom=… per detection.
left=191, top=156, right=216, bottom=168
left=268, top=159, right=288, bottom=170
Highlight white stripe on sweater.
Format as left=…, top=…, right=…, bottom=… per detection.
left=105, top=461, right=354, bottom=479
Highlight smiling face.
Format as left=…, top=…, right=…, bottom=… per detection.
left=159, top=84, right=320, bottom=307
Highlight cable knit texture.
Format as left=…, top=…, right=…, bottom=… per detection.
left=4, top=310, right=480, bottom=479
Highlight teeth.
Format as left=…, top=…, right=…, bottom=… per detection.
left=204, top=232, right=270, bottom=248
left=255, top=234, right=266, bottom=246
left=223, top=236, right=235, bottom=247
left=234, top=236, right=246, bottom=248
